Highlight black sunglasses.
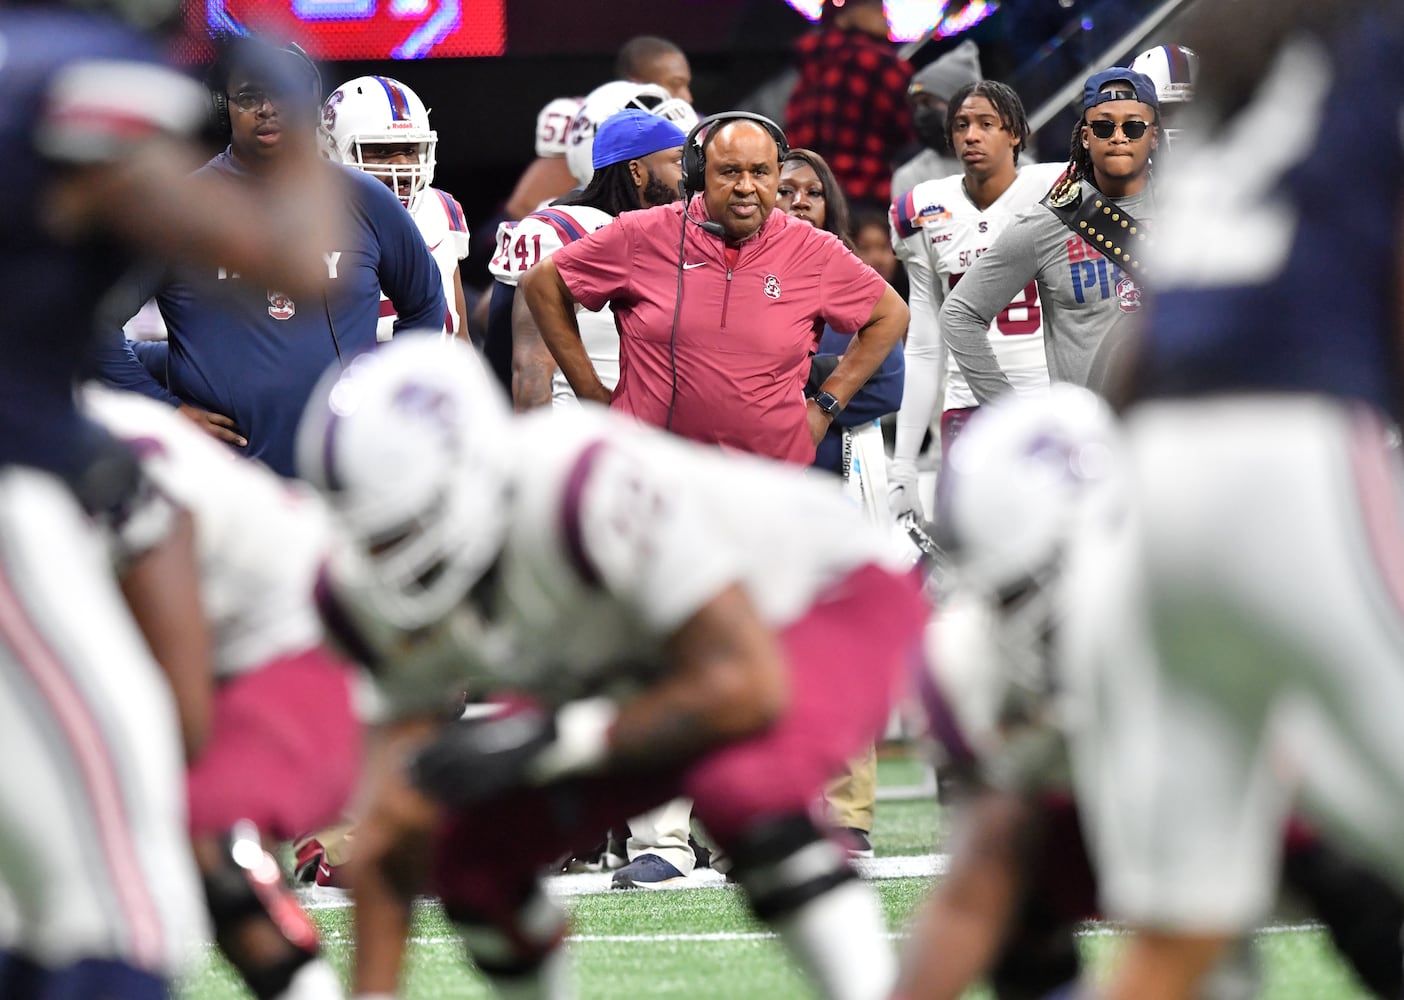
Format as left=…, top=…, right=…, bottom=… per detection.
left=1086, top=119, right=1153, bottom=141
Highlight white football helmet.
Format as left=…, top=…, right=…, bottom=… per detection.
left=938, top=384, right=1123, bottom=601
left=321, top=75, right=438, bottom=214
left=536, top=96, right=585, bottom=159
left=925, top=385, right=1124, bottom=762
left=296, top=337, right=513, bottom=631
left=1131, top=44, right=1198, bottom=144
left=564, top=79, right=698, bottom=185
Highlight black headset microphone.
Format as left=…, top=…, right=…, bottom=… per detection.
left=664, top=111, right=787, bottom=430
left=680, top=192, right=724, bottom=238
left=665, top=187, right=722, bottom=429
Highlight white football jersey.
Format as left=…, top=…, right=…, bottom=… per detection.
left=337, top=407, right=911, bottom=719
left=535, top=96, right=584, bottom=159
left=83, top=387, right=335, bottom=679
left=893, top=163, right=1066, bottom=409
left=377, top=185, right=470, bottom=341
left=489, top=203, right=618, bottom=407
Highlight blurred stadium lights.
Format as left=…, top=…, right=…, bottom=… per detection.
left=782, top=0, right=1000, bottom=43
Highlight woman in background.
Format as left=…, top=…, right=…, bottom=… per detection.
left=777, top=147, right=907, bottom=859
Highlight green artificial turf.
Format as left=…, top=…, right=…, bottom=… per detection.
left=180, top=879, right=1376, bottom=1000
left=179, top=746, right=1375, bottom=999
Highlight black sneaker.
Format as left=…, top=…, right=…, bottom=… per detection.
left=689, top=834, right=712, bottom=871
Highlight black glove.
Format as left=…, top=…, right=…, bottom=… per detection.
left=408, top=706, right=557, bottom=808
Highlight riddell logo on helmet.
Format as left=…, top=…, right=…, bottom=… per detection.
left=390, top=121, right=415, bottom=129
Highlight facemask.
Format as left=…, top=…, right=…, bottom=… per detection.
left=913, top=105, right=948, bottom=153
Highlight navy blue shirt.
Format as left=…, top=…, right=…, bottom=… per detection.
left=0, top=9, right=204, bottom=483
left=1134, top=10, right=1404, bottom=419
left=97, top=154, right=446, bottom=476
left=810, top=326, right=905, bottom=475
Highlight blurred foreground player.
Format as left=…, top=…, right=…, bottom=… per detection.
left=86, top=387, right=362, bottom=1000
left=899, top=390, right=1404, bottom=1000
left=0, top=6, right=339, bottom=999
left=1066, top=8, right=1404, bottom=997
left=297, top=336, right=929, bottom=1000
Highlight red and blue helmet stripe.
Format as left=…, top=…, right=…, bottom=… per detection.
left=1161, top=44, right=1195, bottom=85
left=373, top=76, right=414, bottom=121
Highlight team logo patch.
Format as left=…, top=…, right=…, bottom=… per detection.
left=268, top=291, right=296, bottom=321
left=916, top=203, right=952, bottom=224
left=1115, top=275, right=1142, bottom=314
left=763, top=274, right=782, bottom=299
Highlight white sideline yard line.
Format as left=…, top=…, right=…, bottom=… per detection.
left=875, top=778, right=939, bottom=802
left=315, top=922, right=1328, bottom=948
left=298, top=854, right=950, bottom=911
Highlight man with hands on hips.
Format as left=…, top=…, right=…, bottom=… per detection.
left=520, top=111, right=908, bottom=466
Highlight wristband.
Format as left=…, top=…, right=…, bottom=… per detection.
left=526, top=697, right=618, bottom=784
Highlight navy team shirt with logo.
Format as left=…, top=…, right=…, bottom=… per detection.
left=1134, top=9, right=1404, bottom=420
left=0, top=8, right=205, bottom=484
left=99, top=151, right=446, bottom=477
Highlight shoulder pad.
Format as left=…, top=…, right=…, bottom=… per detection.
left=433, top=188, right=469, bottom=233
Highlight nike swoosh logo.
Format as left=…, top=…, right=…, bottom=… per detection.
left=682, top=262, right=707, bottom=270
left=428, top=239, right=444, bottom=251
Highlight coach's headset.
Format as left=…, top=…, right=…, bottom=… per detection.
left=206, top=38, right=322, bottom=142
left=679, top=110, right=789, bottom=200
left=666, top=111, right=789, bottom=428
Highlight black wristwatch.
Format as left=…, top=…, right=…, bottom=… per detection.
left=811, top=391, right=842, bottom=417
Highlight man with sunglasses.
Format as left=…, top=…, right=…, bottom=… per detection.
left=936, top=67, right=1158, bottom=404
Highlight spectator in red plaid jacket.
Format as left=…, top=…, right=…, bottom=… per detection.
left=784, top=0, right=914, bottom=207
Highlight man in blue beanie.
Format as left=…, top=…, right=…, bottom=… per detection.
left=489, top=108, right=686, bottom=409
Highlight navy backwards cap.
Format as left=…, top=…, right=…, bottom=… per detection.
left=591, top=109, right=687, bottom=170
left=1082, top=67, right=1160, bottom=115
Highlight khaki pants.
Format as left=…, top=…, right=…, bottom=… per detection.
left=825, top=744, right=877, bottom=833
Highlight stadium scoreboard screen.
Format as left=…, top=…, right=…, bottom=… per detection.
left=196, top=0, right=506, bottom=59
left=187, top=0, right=995, bottom=61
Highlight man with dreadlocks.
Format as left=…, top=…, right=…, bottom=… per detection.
left=887, top=80, right=1065, bottom=519
left=936, top=67, right=1159, bottom=404
left=490, top=108, right=686, bottom=411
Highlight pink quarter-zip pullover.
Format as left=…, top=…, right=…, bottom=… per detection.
left=553, top=196, right=886, bottom=464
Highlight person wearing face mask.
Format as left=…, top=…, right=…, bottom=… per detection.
left=891, top=40, right=983, bottom=203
